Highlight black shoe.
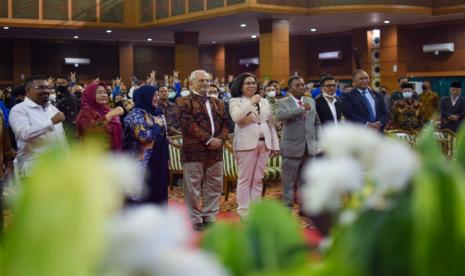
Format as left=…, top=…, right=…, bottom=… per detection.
left=193, top=223, right=204, bottom=231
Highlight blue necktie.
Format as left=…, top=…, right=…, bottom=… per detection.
left=361, top=90, right=376, bottom=122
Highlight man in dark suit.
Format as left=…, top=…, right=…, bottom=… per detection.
left=341, top=70, right=388, bottom=130
left=315, top=75, right=343, bottom=126
left=440, top=82, right=465, bottom=132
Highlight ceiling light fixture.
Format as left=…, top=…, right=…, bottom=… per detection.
left=251, top=35, right=257, bottom=39
left=384, top=20, right=390, bottom=24
left=3, top=26, right=9, bottom=30
left=147, top=38, right=152, bottom=41
left=240, top=24, right=247, bottom=28
left=73, top=35, right=79, bottom=39
left=310, top=28, right=317, bottom=32
left=106, top=29, right=112, bottom=33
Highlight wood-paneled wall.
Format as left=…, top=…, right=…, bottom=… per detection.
left=133, top=45, right=175, bottom=80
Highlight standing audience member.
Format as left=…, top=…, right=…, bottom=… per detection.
left=315, top=75, right=344, bottom=126
left=0, top=108, right=15, bottom=231
left=124, top=85, right=169, bottom=204
left=175, top=69, right=229, bottom=231
left=158, top=85, right=180, bottom=135
left=419, top=80, right=440, bottom=122
left=9, top=75, right=67, bottom=177
left=229, top=73, right=279, bottom=219
left=341, top=70, right=388, bottom=131
left=265, top=83, right=281, bottom=131
left=76, top=83, right=124, bottom=151
left=55, top=75, right=79, bottom=140
left=391, top=82, right=423, bottom=131
left=390, top=77, right=412, bottom=106
left=440, top=82, right=465, bottom=132
left=277, top=76, right=321, bottom=208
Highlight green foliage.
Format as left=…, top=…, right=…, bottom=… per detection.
left=202, top=200, right=308, bottom=276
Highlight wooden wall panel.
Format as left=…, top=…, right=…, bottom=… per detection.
left=200, top=46, right=215, bottom=75
left=72, top=0, right=96, bottom=21
left=13, top=0, right=39, bottom=19
left=30, top=41, right=119, bottom=82
left=225, top=42, right=259, bottom=77
left=133, top=45, right=175, bottom=80
left=226, top=0, right=244, bottom=5
left=0, top=0, right=8, bottom=18
left=140, top=0, right=154, bottom=22
left=100, top=0, right=123, bottom=22
left=155, top=0, right=169, bottom=19
left=0, top=40, right=13, bottom=81
left=43, top=0, right=68, bottom=21
left=433, top=0, right=465, bottom=8
left=207, top=0, right=224, bottom=9
left=171, top=0, right=185, bottom=16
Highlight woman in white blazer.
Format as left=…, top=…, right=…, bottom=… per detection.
left=229, top=73, right=279, bottom=218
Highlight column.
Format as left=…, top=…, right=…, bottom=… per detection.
left=13, top=40, right=31, bottom=86
left=290, top=35, right=308, bottom=79
left=119, top=42, right=134, bottom=86
left=174, top=32, right=200, bottom=79
left=259, top=18, right=290, bottom=81
left=379, top=25, right=407, bottom=92
left=213, top=44, right=225, bottom=78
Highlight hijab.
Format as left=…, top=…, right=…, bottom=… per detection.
left=133, top=85, right=163, bottom=116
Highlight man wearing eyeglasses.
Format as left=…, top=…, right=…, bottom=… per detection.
left=315, top=75, right=344, bottom=126
left=9, top=75, right=67, bottom=177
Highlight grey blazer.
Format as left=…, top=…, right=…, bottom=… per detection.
left=276, top=96, right=321, bottom=158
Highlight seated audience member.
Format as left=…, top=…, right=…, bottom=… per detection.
left=391, top=83, right=423, bottom=131
left=9, top=75, right=67, bottom=177
left=440, top=82, right=465, bottom=132
left=315, top=75, right=343, bottom=126
left=419, top=80, right=439, bottom=122
left=76, top=83, right=124, bottom=151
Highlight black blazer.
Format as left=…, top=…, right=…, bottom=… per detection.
left=341, top=88, right=388, bottom=129
left=440, top=96, right=465, bottom=132
left=315, top=94, right=343, bottom=125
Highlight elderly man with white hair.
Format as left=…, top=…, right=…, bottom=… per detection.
left=175, top=69, right=230, bottom=231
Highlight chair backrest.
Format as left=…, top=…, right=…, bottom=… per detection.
left=434, top=129, right=456, bottom=158
left=266, top=154, right=282, bottom=168
left=168, top=135, right=183, bottom=171
left=385, top=130, right=416, bottom=147
left=223, top=140, right=237, bottom=179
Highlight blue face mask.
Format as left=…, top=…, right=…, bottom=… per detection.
left=168, top=91, right=176, bottom=99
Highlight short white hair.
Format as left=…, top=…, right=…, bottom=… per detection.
left=189, top=70, right=209, bottom=82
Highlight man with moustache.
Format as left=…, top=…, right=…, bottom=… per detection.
left=341, top=70, right=388, bottom=131
left=175, top=70, right=229, bottom=231
left=277, top=76, right=321, bottom=208
left=440, top=82, right=465, bottom=132
left=315, top=75, right=344, bottom=126
left=9, top=75, right=67, bottom=177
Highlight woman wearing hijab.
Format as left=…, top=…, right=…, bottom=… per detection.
left=76, top=83, right=124, bottom=151
left=124, top=85, right=169, bottom=205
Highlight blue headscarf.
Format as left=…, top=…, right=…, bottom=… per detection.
left=133, top=85, right=163, bottom=116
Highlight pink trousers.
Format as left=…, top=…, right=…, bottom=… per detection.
left=235, top=141, right=270, bottom=217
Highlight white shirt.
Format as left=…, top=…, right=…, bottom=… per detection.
left=357, top=88, right=377, bottom=117
left=192, top=90, right=215, bottom=144
left=324, top=95, right=339, bottom=126
left=9, top=97, right=68, bottom=176
left=452, top=96, right=460, bottom=106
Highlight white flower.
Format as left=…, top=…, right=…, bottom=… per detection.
left=302, top=157, right=364, bottom=215
left=104, top=154, right=145, bottom=198
left=319, top=123, right=384, bottom=169
left=153, top=249, right=229, bottom=276
left=101, top=205, right=191, bottom=274
left=338, top=209, right=358, bottom=225
left=371, top=140, right=419, bottom=193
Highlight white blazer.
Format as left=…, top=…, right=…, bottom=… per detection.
left=229, top=96, right=280, bottom=151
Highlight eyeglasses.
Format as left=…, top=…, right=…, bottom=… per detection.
left=32, top=85, right=52, bottom=90
left=243, top=81, right=257, bottom=86
left=324, top=84, right=337, bottom=88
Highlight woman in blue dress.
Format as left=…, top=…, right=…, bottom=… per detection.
left=124, top=85, right=169, bottom=205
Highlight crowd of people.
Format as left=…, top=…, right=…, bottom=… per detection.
left=0, top=68, right=463, bottom=232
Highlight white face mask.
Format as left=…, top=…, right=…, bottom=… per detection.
left=181, top=90, right=190, bottom=97
left=266, top=90, right=276, bottom=98
left=402, top=91, right=413, bottom=99
left=168, top=91, right=176, bottom=99
left=323, top=92, right=335, bottom=99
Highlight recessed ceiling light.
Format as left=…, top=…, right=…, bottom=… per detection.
left=106, top=29, right=112, bottom=33
left=73, top=35, right=79, bottom=39
left=147, top=38, right=152, bottom=41
left=384, top=20, right=391, bottom=24
left=251, top=35, right=257, bottom=39
left=240, top=24, right=247, bottom=28
left=310, top=28, right=317, bottom=32
left=3, top=26, right=9, bottom=30
left=212, top=41, right=216, bottom=44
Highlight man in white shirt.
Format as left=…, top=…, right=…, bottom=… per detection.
left=9, top=75, right=67, bottom=177
left=315, top=75, right=343, bottom=126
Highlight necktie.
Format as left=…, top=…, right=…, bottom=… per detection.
left=361, top=90, right=375, bottom=122
left=298, top=100, right=306, bottom=120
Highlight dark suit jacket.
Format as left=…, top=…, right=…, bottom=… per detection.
left=341, top=88, right=388, bottom=129
left=440, top=96, right=465, bottom=132
left=175, top=92, right=229, bottom=162
left=315, top=95, right=343, bottom=125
